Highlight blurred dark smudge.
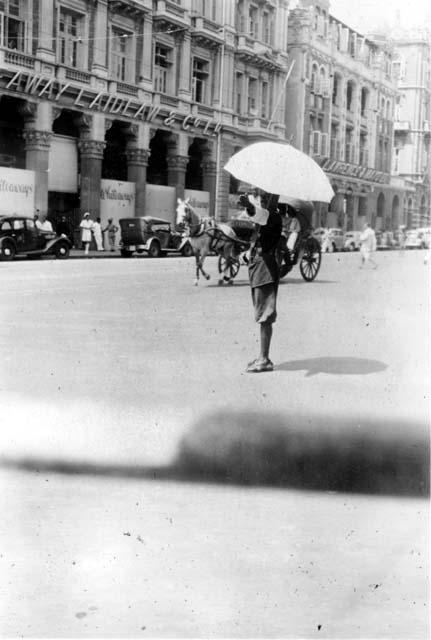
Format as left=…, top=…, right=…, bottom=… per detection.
left=277, top=357, right=387, bottom=377
left=1, top=410, right=429, bottom=497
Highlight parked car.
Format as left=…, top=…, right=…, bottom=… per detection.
left=313, top=227, right=344, bottom=252
left=343, top=231, right=362, bottom=251
left=376, top=231, right=397, bottom=250
left=0, top=216, right=72, bottom=261
left=119, top=216, right=193, bottom=258
left=405, top=228, right=431, bottom=250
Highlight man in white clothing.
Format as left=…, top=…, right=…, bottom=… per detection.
left=359, top=221, right=378, bottom=269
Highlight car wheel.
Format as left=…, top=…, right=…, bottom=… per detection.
left=121, top=249, right=133, bottom=257
left=148, top=241, right=161, bottom=258
left=0, top=241, right=16, bottom=261
left=181, top=243, right=194, bottom=257
left=55, top=241, right=70, bottom=259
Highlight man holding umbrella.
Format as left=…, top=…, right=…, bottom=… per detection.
left=238, top=191, right=282, bottom=373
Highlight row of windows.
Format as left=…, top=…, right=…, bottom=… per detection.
left=307, top=60, right=394, bottom=119
left=235, top=74, right=270, bottom=118
left=236, top=0, right=275, bottom=45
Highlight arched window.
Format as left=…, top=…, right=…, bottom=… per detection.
left=319, top=67, right=326, bottom=96
left=346, top=80, right=355, bottom=111
left=360, top=87, right=369, bottom=116
left=311, top=63, right=319, bottom=93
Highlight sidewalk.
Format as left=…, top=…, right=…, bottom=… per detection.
left=70, top=248, right=121, bottom=259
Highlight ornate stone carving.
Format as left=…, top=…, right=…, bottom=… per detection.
left=122, top=123, right=139, bottom=141
left=125, top=148, right=150, bottom=166
left=77, top=139, right=106, bottom=158
left=202, top=160, right=217, bottom=176
left=74, top=114, right=92, bottom=133
left=167, top=155, right=189, bottom=171
left=18, top=102, right=37, bottom=124
left=51, top=107, right=63, bottom=125
left=22, top=129, right=52, bottom=150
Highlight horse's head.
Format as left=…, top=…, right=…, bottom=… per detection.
left=176, top=198, right=191, bottom=226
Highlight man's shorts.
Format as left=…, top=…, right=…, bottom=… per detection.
left=251, top=282, right=278, bottom=324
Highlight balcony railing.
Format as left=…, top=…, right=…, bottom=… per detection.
left=4, top=49, right=35, bottom=69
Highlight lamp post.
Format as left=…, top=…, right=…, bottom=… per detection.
left=214, top=0, right=226, bottom=221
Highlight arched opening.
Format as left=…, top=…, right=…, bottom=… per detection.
left=376, top=192, right=385, bottom=230
left=186, top=139, right=204, bottom=191
left=391, top=195, right=400, bottom=230
left=147, top=130, right=168, bottom=185
left=0, top=96, right=26, bottom=169
left=420, top=195, right=427, bottom=225
left=49, top=109, right=81, bottom=234
left=102, top=121, right=127, bottom=181
left=407, top=198, right=413, bottom=228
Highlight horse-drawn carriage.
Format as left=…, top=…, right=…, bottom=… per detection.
left=216, top=211, right=322, bottom=284
left=176, top=197, right=322, bottom=285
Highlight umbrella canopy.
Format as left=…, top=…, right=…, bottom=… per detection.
left=224, top=141, right=334, bottom=203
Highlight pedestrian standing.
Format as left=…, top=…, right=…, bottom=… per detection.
left=36, top=216, right=53, bottom=233
left=79, top=212, right=94, bottom=255
left=103, top=218, right=119, bottom=252
left=239, top=191, right=282, bottom=373
left=359, top=221, right=378, bottom=269
left=93, top=217, right=104, bottom=251
left=56, top=216, right=73, bottom=245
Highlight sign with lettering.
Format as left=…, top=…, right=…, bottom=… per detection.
left=99, top=180, right=135, bottom=233
left=315, top=156, right=389, bottom=184
left=1, top=70, right=222, bottom=137
left=0, top=167, right=35, bottom=217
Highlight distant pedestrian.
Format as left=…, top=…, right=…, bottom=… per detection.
left=359, top=221, right=378, bottom=269
left=36, top=216, right=53, bottom=233
left=80, top=212, right=94, bottom=255
left=56, top=216, right=72, bottom=245
left=285, top=206, right=301, bottom=257
left=93, top=217, right=104, bottom=251
left=103, top=218, right=119, bottom=252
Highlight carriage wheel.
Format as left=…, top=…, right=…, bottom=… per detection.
left=218, top=254, right=240, bottom=279
left=299, top=238, right=321, bottom=282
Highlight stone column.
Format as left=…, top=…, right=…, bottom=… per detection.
left=125, top=148, right=150, bottom=216
left=22, top=129, right=52, bottom=218
left=177, top=33, right=192, bottom=101
left=92, top=0, right=108, bottom=77
left=138, top=14, right=153, bottom=89
left=167, top=155, right=189, bottom=202
left=202, top=160, right=217, bottom=217
left=36, top=0, right=55, bottom=61
left=77, top=140, right=106, bottom=217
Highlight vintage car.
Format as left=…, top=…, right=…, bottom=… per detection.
left=313, top=227, right=344, bottom=252
left=119, top=216, right=193, bottom=258
left=0, top=216, right=72, bottom=261
left=405, top=227, right=431, bottom=250
left=343, top=231, right=362, bottom=251
left=376, top=231, right=397, bottom=250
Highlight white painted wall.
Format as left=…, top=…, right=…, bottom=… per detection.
left=0, top=168, right=35, bottom=217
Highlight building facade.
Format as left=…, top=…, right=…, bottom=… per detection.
left=392, top=30, right=431, bottom=228
left=0, top=0, right=289, bottom=230
left=285, top=0, right=404, bottom=231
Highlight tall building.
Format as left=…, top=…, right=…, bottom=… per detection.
left=0, top=0, right=289, bottom=230
left=285, top=0, right=403, bottom=231
left=392, top=29, right=431, bottom=228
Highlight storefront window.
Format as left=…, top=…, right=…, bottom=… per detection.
left=192, top=57, right=209, bottom=104
left=0, top=0, right=26, bottom=51
left=154, top=44, right=172, bottom=94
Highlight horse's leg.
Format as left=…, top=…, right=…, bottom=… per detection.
left=197, top=240, right=211, bottom=280
left=221, top=243, right=235, bottom=285
left=194, top=252, right=200, bottom=285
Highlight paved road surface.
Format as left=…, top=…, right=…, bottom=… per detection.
left=0, top=250, right=429, bottom=638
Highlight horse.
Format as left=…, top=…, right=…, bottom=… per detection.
left=176, top=198, right=241, bottom=286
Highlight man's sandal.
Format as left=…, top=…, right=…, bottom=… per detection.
left=246, top=358, right=274, bottom=373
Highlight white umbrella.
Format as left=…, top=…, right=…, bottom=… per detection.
left=224, top=141, right=334, bottom=203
